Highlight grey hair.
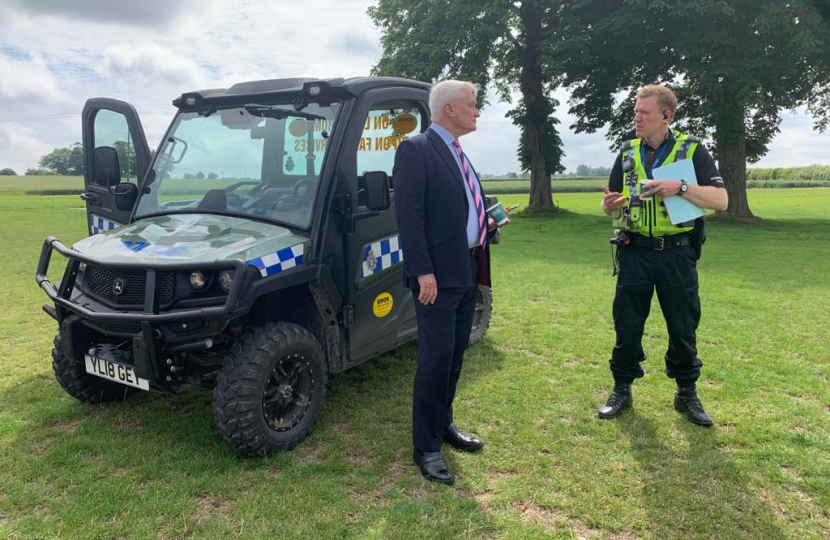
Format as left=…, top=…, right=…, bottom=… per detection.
left=429, top=80, right=478, bottom=119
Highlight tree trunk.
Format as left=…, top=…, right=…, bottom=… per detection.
left=717, top=133, right=753, bottom=218
left=519, top=6, right=554, bottom=208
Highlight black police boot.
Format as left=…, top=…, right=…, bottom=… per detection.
left=674, top=385, right=713, bottom=427
left=598, top=383, right=632, bottom=419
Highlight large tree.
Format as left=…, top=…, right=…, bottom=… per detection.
left=563, top=0, right=830, bottom=218
left=38, top=142, right=84, bottom=176
left=368, top=0, right=567, bottom=207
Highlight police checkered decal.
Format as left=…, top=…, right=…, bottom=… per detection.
left=90, top=214, right=121, bottom=235
left=247, top=244, right=305, bottom=277
left=361, top=235, right=404, bottom=278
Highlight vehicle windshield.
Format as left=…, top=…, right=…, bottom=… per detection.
left=135, top=101, right=339, bottom=229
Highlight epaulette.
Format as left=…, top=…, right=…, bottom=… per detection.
left=675, top=135, right=700, bottom=161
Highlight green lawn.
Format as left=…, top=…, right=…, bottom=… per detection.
left=0, top=190, right=828, bottom=539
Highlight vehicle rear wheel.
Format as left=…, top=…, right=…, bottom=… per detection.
left=213, top=322, right=327, bottom=457
left=468, top=285, right=492, bottom=346
left=52, top=336, right=135, bottom=403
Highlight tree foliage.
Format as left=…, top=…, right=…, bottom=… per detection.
left=562, top=0, right=830, bottom=217
left=38, top=142, right=84, bottom=176
left=575, top=164, right=611, bottom=177
left=0, top=168, right=16, bottom=176
left=112, top=140, right=138, bottom=179
left=25, top=168, right=53, bottom=176
left=368, top=0, right=570, bottom=207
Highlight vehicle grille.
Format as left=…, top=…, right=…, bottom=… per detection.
left=85, top=266, right=176, bottom=306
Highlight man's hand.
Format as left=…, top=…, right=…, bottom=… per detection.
left=417, top=273, right=438, bottom=305
left=601, top=186, right=627, bottom=215
left=640, top=179, right=682, bottom=198
left=487, top=217, right=510, bottom=231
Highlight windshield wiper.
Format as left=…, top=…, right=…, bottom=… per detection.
left=243, top=104, right=326, bottom=121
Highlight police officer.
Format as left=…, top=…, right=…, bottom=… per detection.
left=599, top=84, right=728, bottom=426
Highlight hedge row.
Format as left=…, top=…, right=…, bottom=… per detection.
left=746, top=165, right=830, bottom=182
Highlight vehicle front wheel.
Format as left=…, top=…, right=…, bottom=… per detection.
left=52, top=336, right=135, bottom=403
left=468, top=285, right=492, bottom=346
left=213, top=322, right=327, bottom=457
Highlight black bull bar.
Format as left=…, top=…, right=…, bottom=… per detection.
left=35, top=236, right=248, bottom=324
left=36, top=236, right=251, bottom=382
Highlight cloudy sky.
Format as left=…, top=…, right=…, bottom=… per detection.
left=1, top=0, right=828, bottom=176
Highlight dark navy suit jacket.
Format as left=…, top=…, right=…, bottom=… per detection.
left=393, top=128, right=492, bottom=290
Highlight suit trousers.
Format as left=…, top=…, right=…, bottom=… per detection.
left=412, top=253, right=478, bottom=452
left=610, top=243, right=703, bottom=383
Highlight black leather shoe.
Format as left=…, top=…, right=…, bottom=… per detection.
left=413, top=450, right=455, bottom=485
left=674, top=386, right=713, bottom=427
left=443, top=423, right=485, bottom=452
left=598, top=383, right=632, bottom=419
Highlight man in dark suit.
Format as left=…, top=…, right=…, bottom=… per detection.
left=393, top=80, right=506, bottom=485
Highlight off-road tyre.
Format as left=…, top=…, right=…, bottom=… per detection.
left=213, top=322, right=327, bottom=457
left=468, top=285, right=492, bottom=346
left=52, top=336, right=136, bottom=403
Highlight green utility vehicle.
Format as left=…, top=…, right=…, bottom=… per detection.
left=36, top=77, right=493, bottom=457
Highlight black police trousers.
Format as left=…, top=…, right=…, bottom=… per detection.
left=610, top=242, right=703, bottom=384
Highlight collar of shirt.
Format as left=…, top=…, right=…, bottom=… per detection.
left=429, top=123, right=465, bottom=173
left=643, top=127, right=674, bottom=151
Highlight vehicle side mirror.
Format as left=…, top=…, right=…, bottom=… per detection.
left=93, top=146, right=122, bottom=187
left=363, top=171, right=391, bottom=211
left=112, top=183, right=138, bottom=210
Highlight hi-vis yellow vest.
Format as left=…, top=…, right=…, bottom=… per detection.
left=619, top=131, right=700, bottom=236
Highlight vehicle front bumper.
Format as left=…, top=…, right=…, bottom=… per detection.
left=35, top=236, right=250, bottom=382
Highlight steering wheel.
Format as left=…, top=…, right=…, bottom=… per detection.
left=293, top=178, right=317, bottom=195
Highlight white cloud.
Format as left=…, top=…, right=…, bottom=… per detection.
left=1, top=0, right=210, bottom=27
left=754, top=111, right=830, bottom=168
left=0, top=123, right=53, bottom=172
left=0, top=55, right=65, bottom=105
left=101, top=44, right=207, bottom=88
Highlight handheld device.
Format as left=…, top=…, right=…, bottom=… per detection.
left=505, top=204, right=520, bottom=212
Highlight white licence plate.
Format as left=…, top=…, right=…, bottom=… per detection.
left=85, top=355, right=150, bottom=391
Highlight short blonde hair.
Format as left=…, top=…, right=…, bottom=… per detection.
left=637, top=85, right=678, bottom=115
left=429, top=80, right=478, bottom=119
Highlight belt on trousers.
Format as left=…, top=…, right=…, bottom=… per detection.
left=469, top=246, right=483, bottom=256
left=625, top=233, right=692, bottom=251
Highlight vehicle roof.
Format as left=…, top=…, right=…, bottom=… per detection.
left=173, top=76, right=431, bottom=108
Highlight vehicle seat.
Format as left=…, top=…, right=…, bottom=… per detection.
left=197, top=189, right=227, bottom=211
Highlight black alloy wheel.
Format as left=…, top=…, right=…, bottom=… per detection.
left=213, top=322, right=327, bottom=457
left=262, top=353, right=314, bottom=433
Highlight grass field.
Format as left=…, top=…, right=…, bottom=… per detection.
left=1, top=190, right=828, bottom=539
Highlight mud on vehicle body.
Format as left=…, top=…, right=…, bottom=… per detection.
left=35, top=77, right=495, bottom=457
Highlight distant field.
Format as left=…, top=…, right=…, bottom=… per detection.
left=3, top=169, right=830, bottom=196
left=0, top=175, right=84, bottom=193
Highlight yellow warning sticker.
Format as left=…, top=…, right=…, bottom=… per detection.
left=392, top=113, right=418, bottom=134
left=289, top=119, right=308, bottom=137
left=372, top=292, right=393, bottom=318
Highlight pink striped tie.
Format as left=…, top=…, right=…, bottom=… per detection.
left=452, top=140, right=487, bottom=248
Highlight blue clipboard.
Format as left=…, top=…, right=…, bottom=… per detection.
left=651, top=159, right=705, bottom=224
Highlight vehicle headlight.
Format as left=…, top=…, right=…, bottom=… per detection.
left=189, top=271, right=207, bottom=290
left=219, top=270, right=234, bottom=292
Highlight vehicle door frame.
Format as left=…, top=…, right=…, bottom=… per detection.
left=334, top=86, right=431, bottom=366
left=81, top=98, right=152, bottom=235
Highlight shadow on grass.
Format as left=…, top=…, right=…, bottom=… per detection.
left=615, top=412, right=785, bottom=540
left=3, top=336, right=506, bottom=471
